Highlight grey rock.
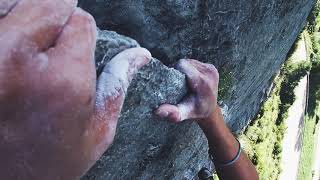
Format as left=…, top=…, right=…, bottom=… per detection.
left=79, top=0, right=316, bottom=178
left=83, top=30, right=211, bottom=180
left=81, top=0, right=315, bottom=132
left=95, top=29, right=140, bottom=75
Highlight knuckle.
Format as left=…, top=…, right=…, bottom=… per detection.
left=198, top=75, right=209, bottom=85
left=176, top=59, right=188, bottom=67
left=205, top=63, right=219, bottom=74
left=204, top=64, right=219, bottom=81
left=73, top=8, right=96, bottom=27
left=198, top=75, right=216, bottom=90
left=175, top=59, right=188, bottom=73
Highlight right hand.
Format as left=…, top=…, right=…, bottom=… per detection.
left=155, top=59, right=219, bottom=123
left=0, top=0, right=151, bottom=179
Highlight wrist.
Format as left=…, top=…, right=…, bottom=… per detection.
left=196, top=105, right=226, bottom=146
left=196, top=106, right=239, bottom=163
left=196, top=105, right=221, bottom=128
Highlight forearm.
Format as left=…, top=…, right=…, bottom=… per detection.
left=197, top=106, right=259, bottom=180
left=198, top=107, right=239, bottom=162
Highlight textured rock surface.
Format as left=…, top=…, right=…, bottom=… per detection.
left=81, top=0, right=315, bottom=131
left=79, top=0, right=316, bottom=179
left=83, top=30, right=211, bottom=179
left=95, top=30, right=140, bottom=74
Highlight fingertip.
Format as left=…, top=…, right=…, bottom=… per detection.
left=73, top=7, right=97, bottom=43
left=175, top=59, right=197, bottom=74
left=134, top=47, right=152, bottom=59
left=71, top=8, right=97, bottom=33
left=141, top=48, right=152, bottom=61
left=154, top=104, right=172, bottom=118
left=203, top=63, right=219, bottom=79
left=154, top=108, right=169, bottom=118
left=132, top=47, right=152, bottom=67
left=154, top=104, right=182, bottom=123
left=168, top=112, right=182, bottom=123
left=175, top=59, right=188, bottom=69
left=115, top=47, right=152, bottom=70
left=72, top=7, right=96, bottom=24
left=127, top=47, right=152, bottom=62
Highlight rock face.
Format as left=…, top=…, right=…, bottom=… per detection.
left=79, top=0, right=316, bottom=179
left=84, top=30, right=211, bottom=180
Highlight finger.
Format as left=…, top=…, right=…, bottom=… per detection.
left=175, top=59, right=200, bottom=80
left=95, top=48, right=151, bottom=108
left=175, top=59, right=203, bottom=92
left=178, top=59, right=219, bottom=81
left=155, top=96, right=197, bottom=122
left=47, top=8, right=97, bottom=65
left=0, top=0, right=20, bottom=18
left=155, top=104, right=181, bottom=123
left=43, top=8, right=97, bottom=103
left=102, top=47, right=152, bottom=81
left=175, top=59, right=220, bottom=93
left=188, top=60, right=220, bottom=98
left=187, top=59, right=220, bottom=80
left=0, top=0, right=77, bottom=51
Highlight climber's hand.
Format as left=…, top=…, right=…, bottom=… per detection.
left=93, top=47, right=151, bottom=156
left=0, top=0, right=97, bottom=179
left=0, top=0, right=151, bottom=179
left=155, top=59, right=219, bottom=123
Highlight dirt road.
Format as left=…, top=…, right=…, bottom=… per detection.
left=279, top=36, right=308, bottom=180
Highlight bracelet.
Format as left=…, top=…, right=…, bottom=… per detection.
left=209, top=138, right=242, bottom=167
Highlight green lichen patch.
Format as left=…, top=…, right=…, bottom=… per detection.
left=218, top=68, right=234, bottom=101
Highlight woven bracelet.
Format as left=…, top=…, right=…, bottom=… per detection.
left=209, top=138, right=242, bottom=167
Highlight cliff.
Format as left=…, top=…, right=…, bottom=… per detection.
left=79, top=0, right=316, bottom=179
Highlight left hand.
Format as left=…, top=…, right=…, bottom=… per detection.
left=155, top=59, right=219, bottom=123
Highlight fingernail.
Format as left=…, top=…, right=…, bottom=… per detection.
left=140, top=48, right=152, bottom=59
left=155, top=109, right=169, bottom=118
left=135, top=48, right=152, bottom=63
left=175, top=59, right=191, bottom=70
left=135, top=55, right=150, bottom=65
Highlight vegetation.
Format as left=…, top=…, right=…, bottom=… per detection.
left=239, top=48, right=310, bottom=179
left=306, top=0, right=320, bottom=34
left=239, top=27, right=312, bottom=180
left=239, top=4, right=320, bottom=178
left=278, top=59, right=311, bottom=121
left=297, top=4, right=320, bottom=178
left=229, top=3, right=320, bottom=179
left=298, top=113, right=318, bottom=180
left=239, top=75, right=285, bottom=179
left=218, top=68, right=234, bottom=101
left=309, top=26, right=320, bottom=116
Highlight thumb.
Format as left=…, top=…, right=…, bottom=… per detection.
left=155, top=96, right=197, bottom=123
left=88, top=48, right=152, bottom=156
left=95, top=48, right=151, bottom=108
